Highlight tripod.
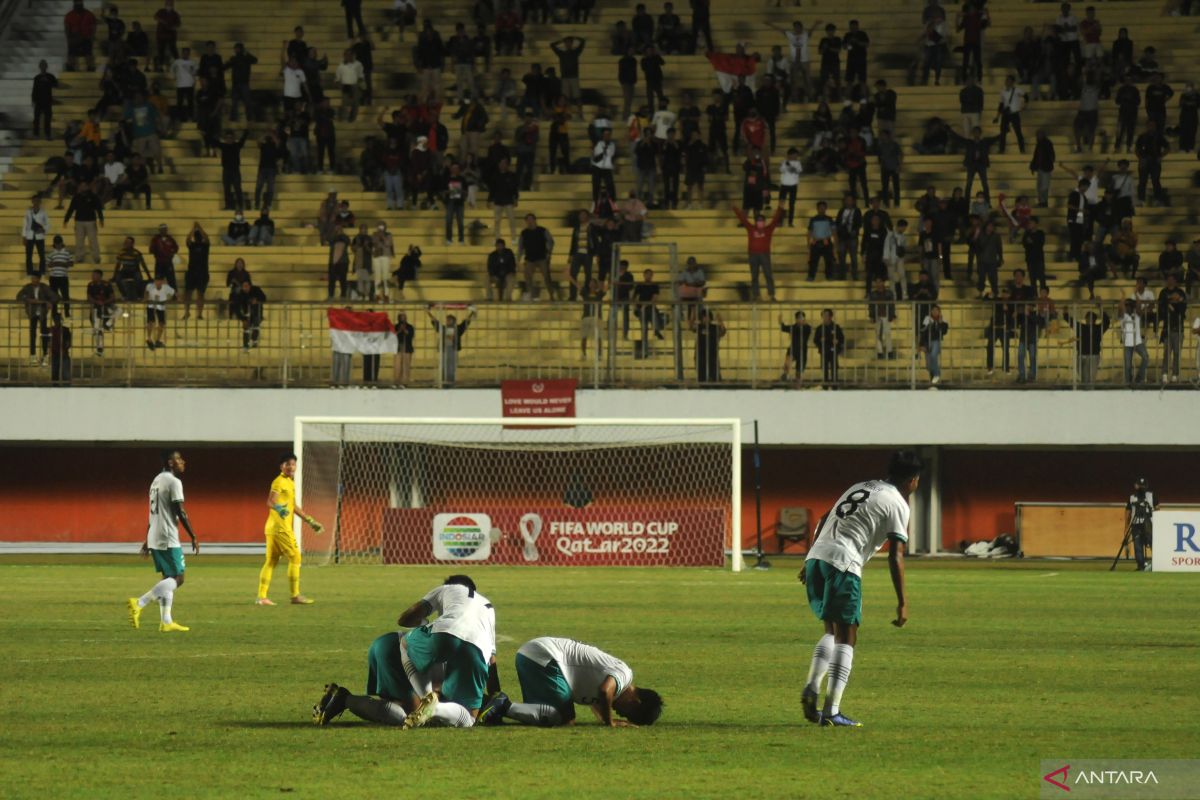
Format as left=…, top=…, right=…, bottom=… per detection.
left=1109, top=519, right=1134, bottom=571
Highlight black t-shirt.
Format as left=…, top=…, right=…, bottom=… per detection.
left=618, top=55, right=638, bottom=85
left=641, top=54, right=664, bottom=84
left=633, top=281, right=659, bottom=304
left=615, top=272, right=634, bottom=300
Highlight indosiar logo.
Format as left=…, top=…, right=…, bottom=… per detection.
left=432, top=514, right=492, bottom=561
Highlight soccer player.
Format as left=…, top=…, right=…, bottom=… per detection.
left=799, top=450, right=923, bottom=727
left=256, top=453, right=324, bottom=606
left=311, top=630, right=447, bottom=727
left=127, top=450, right=199, bottom=633
left=476, top=636, right=663, bottom=728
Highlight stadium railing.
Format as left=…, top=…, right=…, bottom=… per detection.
left=1, top=299, right=1195, bottom=389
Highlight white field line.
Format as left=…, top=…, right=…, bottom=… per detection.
left=13, top=647, right=354, bottom=664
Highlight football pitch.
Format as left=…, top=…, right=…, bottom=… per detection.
left=2, top=557, right=1197, bottom=800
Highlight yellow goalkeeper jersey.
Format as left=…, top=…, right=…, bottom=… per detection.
left=265, top=474, right=295, bottom=536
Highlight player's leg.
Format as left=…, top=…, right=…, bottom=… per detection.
left=500, top=652, right=571, bottom=726
left=277, top=533, right=313, bottom=604
left=820, top=568, right=863, bottom=727
left=256, top=535, right=281, bottom=604
left=422, top=642, right=490, bottom=728
left=400, top=627, right=452, bottom=726
left=134, top=548, right=189, bottom=632
left=801, top=558, right=836, bottom=723
left=316, top=633, right=419, bottom=725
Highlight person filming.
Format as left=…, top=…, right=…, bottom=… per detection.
left=1124, top=478, right=1158, bottom=572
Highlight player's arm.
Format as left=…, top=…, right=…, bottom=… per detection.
left=140, top=524, right=150, bottom=557
left=267, top=487, right=289, bottom=518
left=397, top=599, right=433, bottom=628
left=173, top=500, right=199, bottom=555
left=486, top=655, right=501, bottom=697
left=589, top=676, right=633, bottom=727
left=888, top=536, right=907, bottom=628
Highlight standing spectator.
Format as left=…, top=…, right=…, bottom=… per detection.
left=1073, top=76, right=1100, bottom=153
left=813, top=309, right=845, bottom=386
left=949, top=126, right=999, bottom=203
left=1029, top=130, right=1056, bottom=207
left=567, top=210, right=596, bottom=300
left=18, top=274, right=56, bottom=366
left=806, top=201, right=836, bottom=280
left=407, top=135, right=434, bottom=208
left=149, top=224, right=179, bottom=290
left=1055, top=2, right=1082, bottom=68
left=351, top=224, right=374, bottom=299
left=170, top=47, right=198, bottom=122
left=113, top=236, right=151, bottom=301
left=254, top=132, right=283, bottom=209
left=983, top=285, right=1011, bottom=376
left=428, top=306, right=476, bottom=387
left=517, top=213, right=557, bottom=300
left=392, top=311, right=415, bottom=387
left=153, top=0, right=181, bottom=71
left=740, top=148, right=768, bottom=213
left=1144, top=73, right=1173, bottom=132
left=660, top=128, right=683, bottom=209
left=327, top=224, right=351, bottom=299
left=861, top=214, right=888, bottom=295
left=1177, top=82, right=1199, bottom=154
left=910, top=268, right=939, bottom=342
left=226, top=43, right=259, bottom=122
left=590, top=128, right=617, bottom=202
left=692, top=308, right=726, bottom=384
left=572, top=277, right=608, bottom=360
left=342, top=0, right=366, bottom=39
left=1118, top=298, right=1148, bottom=384
left=843, top=129, right=868, bottom=201
left=817, top=24, right=841, bottom=94
left=959, top=75, right=984, bottom=137
left=779, top=311, right=811, bottom=384
left=633, top=268, right=664, bottom=349
left=994, top=76, right=1027, bottom=154
left=551, top=37, right=585, bottom=112
left=514, top=113, right=539, bottom=191
left=23, top=195, right=50, bottom=276
left=835, top=195, right=862, bottom=282
left=281, top=54, right=307, bottom=114
left=884, top=219, right=910, bottom=299
left=487, top=238, right=517, bottom=301
left=778, top=148, right=802, bottom=225
left=1114, top=76, right=1140, bottom=154
left=633, top=130, right=658, bottom=203
left=86, top=269, right=116, bottom=355
left=732, top=205, right=784, bottom=301
left=225, top=257, right=251, bottom=317
left=691, top=0, right=714, bottom=53
left=143, top=275, right=174, bottom=350
left=64, top=0, right=98, bottom=72
left=919, top=304, right=949, bottom=385
left=867, top=277, right=895, bottom=360
left=46, top=235, right=75, bottom=318
left=877, top=129, right=902, bottom=208
left=920, top=10, right=947, bottom=86
left=336, top=49, right=365, bottom=121
left=183, top=223, right=210, bottom=319
left=125, top=93, right=162, bottom=174
left=1132, top=276, right=1157, bottom=331
left=547, top=98, right=572, bottom=175
left=1022, top=216, right=1049, bottom=292
left=234, top=281, right=266, bottom=351
left=47, top=313, right=72, bottom=385
left=956, top=2, right=987, bottom=83
left=618, top=47, right=638, bottom=119
left=442, top=162, right=467, bottom=245
left=684, top=130, right=708, bottom=208
left=32, top=60, right=58, bottom=140
left=873, top=79, right=897, bottom=138
left=313, top=98, right=337, bottom=174
left=843, top=19, right=870, bottom=85
left=489, top=158, right=520, bottom=241
left=1067, top=308, right=1109, bottom=385
left=446, top=24, right=476, bottom=104
left=705, top=89, right=730, bottom=173
left=63, top=181, right=103, bottom=265
left=414, top=20, right=445, bottom=102
left=1134, top=121, right=1168, bottom=207
left=1009, top=269, right=1039, bottom=383
left=1159, top=275, right=1188, bottom=382
left=218, top=129, right=249, bottom=210
left=371, top=223, right=394, bottom=302
left=975, top=220, right=1003, bottom=298
left=641, top=46, right=666, bottom=111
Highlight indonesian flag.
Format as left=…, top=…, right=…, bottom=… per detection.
left=327, top=308, right=398, bottom=355
left=706, top=51, right=759, bottom=93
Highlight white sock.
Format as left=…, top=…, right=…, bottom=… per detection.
left=346, top=695, right=408, bottom=726
left=429, top=701, right=474, bottom=728
left=804, top=634, right=835, bottom=694
left=400, top=639, right=433, bottom=697
left=158, top=584, right=175, bottom=624
left=823, top=644, right=855, bottom=717
left=138, top=577, right=176, bottom=608
left=507, top=703, right=563, bottom=727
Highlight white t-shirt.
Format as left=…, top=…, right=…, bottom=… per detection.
left=1118, top=312, right=1143, bottom=346
left=335, top=60, right=364, bottom=86
left=780, top=158, right=803, bottom=186
left=104, top=161, right=126, bottom=183
left=786, top=30, right=810, bottom=63
left=517, top=637, right=633, bottom=705
left=650, top=109, right=676, bottom=140
left=806, top=479, right=911, bottom=577
left=147, top=471, right=185, bottom=549
left=282, top=66, right=307, bottom=98
left=422, top=584, right=496, bottom=659
left=1056, top=14, right=1079, bottom=42
left=591, top=140, right=615, bottom=170
left=171, top=58, right=197, bottom=89
left=999, top=86, right=1025, bottom=114
left=145, top=284, right=175, bottom=310
left=1078, top=174, right=1100, bottom=205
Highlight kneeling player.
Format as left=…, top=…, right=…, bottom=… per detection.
left=800, top=450, right=923, bottom=728
left=313, top=631, right=445, bottom=726
left=476, top=637, right=663, bottom=727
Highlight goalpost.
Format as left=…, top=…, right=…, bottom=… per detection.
left=294, top=417, right=744, bottom=571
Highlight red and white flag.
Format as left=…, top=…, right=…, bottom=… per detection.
left=706, top=51, right=759, bottom=93
left=327, top=308, right=398, bottom=355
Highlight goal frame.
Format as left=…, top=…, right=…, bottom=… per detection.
left=293, top=416, right=744, bottom=571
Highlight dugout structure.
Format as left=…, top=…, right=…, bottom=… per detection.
left=294, top=417, right=743, bottom=570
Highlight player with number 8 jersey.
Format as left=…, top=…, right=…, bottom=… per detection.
left=798, top=451, right=924, bottom=728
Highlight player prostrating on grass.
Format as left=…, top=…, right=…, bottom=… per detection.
left=256, top=453, right=323, bottom=606
left=799, top=450, right=923, bottom=727
left=475, top=637, right=664, bottom=728
left=127, top=450, right=199, bottom=633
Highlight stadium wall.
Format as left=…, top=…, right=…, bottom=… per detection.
left=2, top=389, right=1196, bottom=551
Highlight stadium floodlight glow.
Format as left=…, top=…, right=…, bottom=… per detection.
left=294, top=417, right=743, bottom=571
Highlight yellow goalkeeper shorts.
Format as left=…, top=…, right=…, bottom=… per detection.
left=265, top=533, right=300, bottom=562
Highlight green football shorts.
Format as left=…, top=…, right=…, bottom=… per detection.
left=150, top=547, right=185, bottom=578
left=405, top=626, right=489, bottom=710
left=515, top=653, right=572, bottom=716
left=366, top=632, right=416, bottom=703
left=805, top=558, right=863, bottom=626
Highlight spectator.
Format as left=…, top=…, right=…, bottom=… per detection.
left=612, top=259, right=633, bottom=338
left=594, top=216, right=619, bottom=282
left=32, top=60, right=58, bottom=141
left=487, top=238, right=517, bottom=301
left=633, top=268, right=664, bottom=349
left=225, top=42, right=259, bottom=122
left=1073, top=75, right=1100, bottom=153
left=247, top=208, right=274, bottom=247
left=1028, top=130, right=1057, bottom=208
left=514, top=113, right=539, bottom=190
left=351, top=224, right=374, bottom=299
left=1134, top=121, right=1168, bottom=207
left=949, top=126, right=999, bottom=203
left=920, top=10, right=947, bottom=86
left=393, top=244, right=421, bottom=297
left=994, top=76, right=1026, bottom=154
left=1108, top=217, right=1139, bottom=279
left=1132, top=276, right=1157, bottom=331
left=113, top=236, right=151, bottom=301
left=1118, top=297, right=1148, bottom=384
left=813, top=308, right=845, bottom=386
left=1158, top=239, right=1183, bottom=282
left=113, top=154, right=152, bottom=210
left=691, top=0, right=714, bottom=53
left=370, top=223, right=394, bottom=302
left=631, top=3, right=655, bottom=51
left=550, top=37, right=585, bottom=112
left=920, top=304, right=948, bottom=385
left=868, top=277, right=896, bottom=360
left=428, top=306, right=476, bottom=386
left=23, top=195, right=51, bottom=277
left=86, top=269, right=116, bottom=355
left=732, top=205, right=783, bottom=301
left=234, top=280, right=266, bottom=351
left=313, top=98, right=337, bottom=174
left=215, top=129, right=250, bottom=210
left=1009, top=270, right=1039, bottom=383
left=327, top=224, right=351, bottom=299
left=675, top=256, right=707, bottom=320
left=488, top=158, right=520, bottom=241
left=619, top=191, right=649, bottom=243
left=408, top=135, right=435, bottom=209
left=494, top=5, right=524, bottom=56
left=566, top=210, right=596, bottom=300
left=517, top=213, right=557, bottom=300
left=149, top=223, right=179, bottom=290
left=181, top=223, right=210, bottom=319
left=335, top=48, right=365, bottom=121
left=740, top=148, right=768, bottom=214
left=221, top=211, right=251, bottom=246
left=224, top=257, right=251, bottom=317
left=281, top=53, right=307, bottom=114
left=1066, top=308, right=1110, bottom=386
left=251, top=132, right=282, bottom=209
left=835, top=194, right=862, bottom=282
left=641, top=46, right=666, bottom=110
left=153, top=0, right=181, bottom=72
left=877, top=129, right=902, bottom=208
left=972, top=220, right=1002, bottom=299
left=63, top=180, right=103, bottom=265
left=956, top=2, right=987, bottom=83
left=692, top=307, right=726, bottom=384
left=392, top=310, right=415, bottom=387
left=1076, top=241, right=1105, bottom=300
left=1159, top=274, right=1188, bottom=382
left=45, top=235, right=74, bottom=318
left=806, top=201, right=836, bottom=280
left=170, top=47, right=198, bottom=122
left=572, top=277, right=608, bottom=359
left=143, top=275, right=174, bottom=350
left=1186, top=240, right=1200, bottom=298
left=843, top=19, right=870, bottom=85
left=1177, top=82, right=1199, bottom=153
left=660, top=127, right=682, bottom=209
left=632, top=129, right=658, bottom=204
left=64, top=0, right=98, bottom=72
left=18, top=274, right=56, bottom=366
left=817, top=23, right=841, bottom=94
left=46, top=312, right=71, bottom=385
left=779, top=310, right=812, bottom=384
left=442, top=162, right=467, bottom=245
left=884, top=219, right=909, bottom=299
left=125, top=92, right=163, bottom=174
left=705, top=89, right=730, bottom=173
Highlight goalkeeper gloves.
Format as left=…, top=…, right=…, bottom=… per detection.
left=301, top=514, right=325, bottom=535
left=272, top=504, right=289, bottom=519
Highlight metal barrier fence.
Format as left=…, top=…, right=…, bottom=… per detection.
left=2, top=298, right=1197, bottom=389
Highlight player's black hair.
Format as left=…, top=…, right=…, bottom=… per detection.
left=279, top=452, right=298, bottom=467
left=160, top=449, right=179, bottom=467
left=444, top=574, right=477, bottom=595
left=624, top=688, right=664, bottom=726
left=887, top=450, right=925, bottom=484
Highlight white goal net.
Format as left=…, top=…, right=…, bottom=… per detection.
left=295, top=417, right=742, bottom=571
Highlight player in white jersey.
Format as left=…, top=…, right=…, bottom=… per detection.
left=126, top=450, right=200, bottom=633
left=799, top=450, right=923, bottom=727
left=476, top=637, right=663, bottom=727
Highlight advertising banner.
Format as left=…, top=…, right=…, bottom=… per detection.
left=500, top=379, right=577, bottom=418
left=1152, top=510, right=1200, bottom=572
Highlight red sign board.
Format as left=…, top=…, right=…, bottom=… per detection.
left=380, top=506, right=726, bottom=566
left=501, top=379, right=577, bottom=418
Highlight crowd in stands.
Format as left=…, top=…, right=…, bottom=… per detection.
left=13, top=0, right=1200, bottom=386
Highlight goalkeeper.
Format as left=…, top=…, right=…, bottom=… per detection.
left=256, top=453, right=323, bottom=606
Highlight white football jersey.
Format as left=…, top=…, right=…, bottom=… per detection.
left=806, top=479, right=910, bottom=577
left=422, top=584, right=497, bottom=660
left=146, top=471, right=185, bottom=550
left=517, top=637, right=633, bottom=706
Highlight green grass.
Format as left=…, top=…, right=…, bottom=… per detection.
left=2, top=557, right=1198, bottom=800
